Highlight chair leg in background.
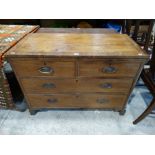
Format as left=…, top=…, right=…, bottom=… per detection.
left=133, top=98, right=155, bottom=124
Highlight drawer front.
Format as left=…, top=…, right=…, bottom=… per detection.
left=79, top=60, right=140, bottom=77
left=27, top=94, right=126, bottom=110
left=22, top=78, right=77, bottom=93
left=10, top=59, right=75, bottom=77
left=21, top=78, right=133, bottom=93
left=78, top=78, right=132, bottom=93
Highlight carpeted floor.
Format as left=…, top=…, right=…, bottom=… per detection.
left=0, top=85, right=155, bottom=135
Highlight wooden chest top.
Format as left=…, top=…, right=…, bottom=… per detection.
left=6, top=33, right=148, bottom=58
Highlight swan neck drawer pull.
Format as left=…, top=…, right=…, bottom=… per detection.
left=39, top=66, right=54, bottom=74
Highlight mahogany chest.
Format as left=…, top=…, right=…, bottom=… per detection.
left=5, top=32, right=148, bottom=115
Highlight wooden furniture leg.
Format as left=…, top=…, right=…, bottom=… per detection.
left=133, top=98, right=155, bottom=124
left=132, top=20, right=141, bottom=41
left=144, top=20, right=154, bottom=51
left=126, top=19, right=132, bottom=35
left=132, top=20, right=155, bottom=124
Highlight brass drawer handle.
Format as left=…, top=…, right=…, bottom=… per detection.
left=39, top=66, right=54, bottom=74
left=99, top=83, right=112, bottom=89
left=47, top=98, right=57, bottom=104
left=42, top=83, right=56, bottom=89
left=102, top=66, right=117, bottom=73
left=96, top=98, right=109, bottom=104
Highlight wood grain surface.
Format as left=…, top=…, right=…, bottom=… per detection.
left=28, top=93, right=126, bottom=110
left=21, top=78, right=133, bottom=94
left=6, top=33, right=148, bottom=58
left=6, top=30, right=148, bottom=114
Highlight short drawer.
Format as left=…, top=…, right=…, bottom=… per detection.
left=10, top=58, right=75, bottom=77
left=79, top=60, right=140, bottom=77
left=27, top=93, right=126, bottom=110
left=21, top=78, right=133, bottom=94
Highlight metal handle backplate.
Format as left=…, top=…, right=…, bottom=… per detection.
left=42, top=83, right=56, bottom=89
left=96, top=98, right=109, bottom=104
left=47, top=98, right=57, bottom=104
left=102, top=66, right=117, bottom=73
left=99, top=83, right=112, bottom=89
left=39, top=66, right=54, bottom=74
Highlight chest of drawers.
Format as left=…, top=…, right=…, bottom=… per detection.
left=5, top=33, right=148, bottom=115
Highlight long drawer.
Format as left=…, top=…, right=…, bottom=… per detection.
left=79, top=60, right=140, bottom=77
left=27, top=93, right=126, bottom=110
left=10, top=58, right=75, bottom=77
left=21, top=78, right=133, bottom=93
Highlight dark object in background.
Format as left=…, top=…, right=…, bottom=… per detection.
left=77, top=21, right=93, bottom=28
left=133, top=35, right=155, bottom=124
left=5, top=71, right=27, bottom=111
